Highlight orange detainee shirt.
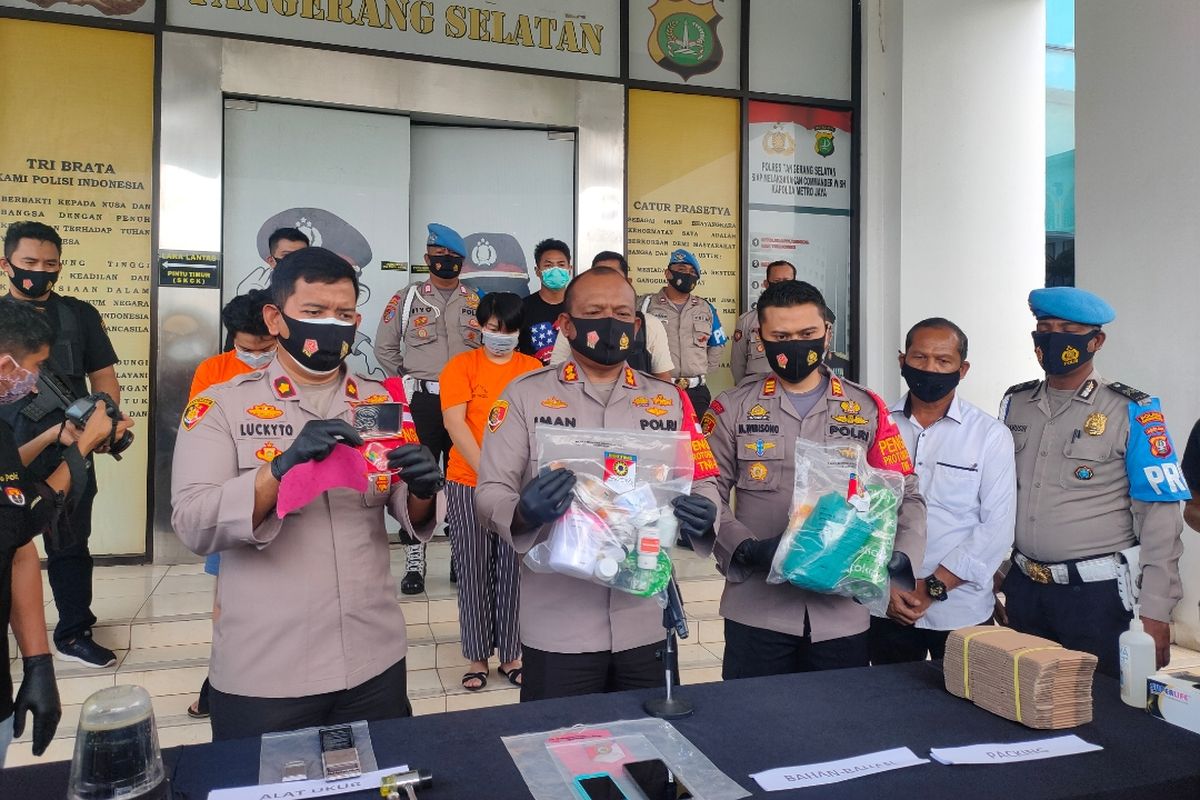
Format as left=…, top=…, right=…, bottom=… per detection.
left=188, top=350, right=255, bottom=401
left=440, top=347, right=541, bottom=487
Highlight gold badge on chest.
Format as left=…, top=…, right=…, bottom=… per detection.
left=1084, top=412, right=1107, bottom=436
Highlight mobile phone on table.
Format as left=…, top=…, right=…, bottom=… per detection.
left=574, top=772, right=630, bottom=800
left=624, top=759, right=694, bottom=800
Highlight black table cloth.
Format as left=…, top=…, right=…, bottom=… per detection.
left=5, top=661, right=1198, bottom=799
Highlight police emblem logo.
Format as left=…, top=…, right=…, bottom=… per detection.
left=182, top=396, right=215, bottom=431
left=701, top=410, right=718, bottom=437
left=1149, top=435, right=1173, bottom=458
left=814, top=125, right=837, bottom=158
left=256, top=442, right=282, bottom=463
left=733, top=328, right=743, bottom=342
left=647, top=0, right=725, bottom=81
left=747, top=404, right=770, bottom=421
left=340, top=341, right=350, bottom=358
left=632, top=396, right=651, bottom=408
left=4, top=486, right=26, bottom=506
left=1061, top=345, right=1081, bottom=366
left=273, top=377, right=297, bottom=398
left=374, top=474, right=391, bottom=493
left=363, top=394, right=390, bottom=404
left=763, top=123, right=797, bottom=156
left=411, top=315, right=429, bottom=328
left=748, top=462, right=768, bottom=482
left=1084, top=412, right=1107, bottom=436
left=302, top=338, right=319, bottom=357
left=646, top=407, right=668, bottom=417
left=619, top=332, right=630, bottom=350
left=21, top=278, right=32, bottom=290
left=652, top=394, right=674, bottom=407
left=383, top=295, right=400, bottom=324
left=466, top=292, right=480, bottom=309
left=840, top=400, right=861, bottom=414
left=776, top=353, right=789, bottom=369
left=487, top=400, right=509, bottom=432
left=745, top=439, right=775, bottom=457
left=417, top=328, right=430, bottom=339
left=246, top=403, right=283, bottom=420
left=587, top=330, right=600, bottom=348
left=541, top=396, right=568, bottom=409
left=806, top=350, right=819, bottom=366
left=1074, top=465, right=1094, bottom=481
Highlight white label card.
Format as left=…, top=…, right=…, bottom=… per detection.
left=208, top=764, right=408, bottom=800
left=751, top=747, right=929, bottom=791
left=930, top=735, right=1102, bottom=765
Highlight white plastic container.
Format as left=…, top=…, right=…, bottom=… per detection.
left=639, top=515, right=670, bottom=570
left=547, top=507, right=602, bottom=580
left=1119, top=616, right=1156, bottom=708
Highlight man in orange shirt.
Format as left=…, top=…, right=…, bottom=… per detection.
left=439, top=292, right=541, bottom=691
left=188, top=290, right=277, bottom=401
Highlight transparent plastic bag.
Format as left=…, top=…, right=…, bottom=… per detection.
left=527, top=426, right=692, bottom=600
left=502, top=719, right=750, bottom=800
left=766, top=440, right=903, bottom=603
left=258, top=721, right=377, bottom=784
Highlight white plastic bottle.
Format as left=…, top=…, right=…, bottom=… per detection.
left=1119, top=616, right=1156, bottom=708
left=638, top=514, right=670, bottom=570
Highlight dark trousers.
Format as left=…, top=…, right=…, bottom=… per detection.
left=408, top=390, right=451, bottom=467
left=868, top=615, right=989, bottom=665
left=520, top=642, right=662, bottom=702
left=1002, top=567, right=1132, bottom=678
left=46, top=469, right=98, bottom=645
left=209, top=658, right=411, bottom=741
left=722, top=618, right=869, bottom=680
left=685, top=384, right=711, bottom=417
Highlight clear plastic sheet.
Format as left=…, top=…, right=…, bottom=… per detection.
left=258, top=721, right=377, bottom=785
left=503, top=718, right=750, bottom=800
left=766, top=440, right=903, bottom=604
left=528, top=426, right=692, bottom=600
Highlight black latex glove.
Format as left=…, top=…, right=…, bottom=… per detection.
left=671, top=494, right=717, bottom=542
left=13, top=654, right=61, bottom=757
left=517, top=468, right=576, bottom=528
left=386, top=444, right=444, bottom=500
left=270, top=420, right=364, bottom=480
left=887, top=551, right=915, bottom=590
left=732, top=533, right=783, bottom=571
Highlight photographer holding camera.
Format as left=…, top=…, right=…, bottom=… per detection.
left=0, top=221, right=129, bottom=669
left=0, top=297, right=130, bottom=766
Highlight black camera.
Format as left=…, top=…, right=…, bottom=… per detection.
left=64, top=392, right=134, bottom=459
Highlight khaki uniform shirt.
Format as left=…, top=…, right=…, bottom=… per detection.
left=1002, top=371, right=1188, bottom=622
left=375, top=280, right=482, bottom=380
left=705, top=369, right=927, bottom=642
left=730, top=309, right=770, bottom=385
left=475, top=360, right=722, bottom=654
left=639, top=289, right=727, bottom=380
left=171, top=361, right=434, bottom=698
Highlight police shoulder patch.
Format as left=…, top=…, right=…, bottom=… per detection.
left=1108, top=381, right=1151, bottom=406
left=1005, top=379, right=1041, bottom=396
left=182, top=396, right=215, bottom=431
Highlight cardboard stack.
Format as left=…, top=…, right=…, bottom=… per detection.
left=945, top=626, right=1097, bottom=729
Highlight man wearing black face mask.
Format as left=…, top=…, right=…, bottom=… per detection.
left=996, top=287, right=1189, bottom=677
left=475, top=267, right=721, bottom=702
left=704, top=280, right=926, bottom=678
left=375, top=223, right=482, bottom=594
left=0, top=221, right=124, bottom=670
left=867, top=319, right=1015, bottom=665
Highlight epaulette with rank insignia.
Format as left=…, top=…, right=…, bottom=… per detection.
left=1107, top=381, right=1152, bottom=406
left=1004, top=379, right=1040, bottom=396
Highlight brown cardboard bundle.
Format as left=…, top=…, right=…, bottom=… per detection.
left=945, top=626, right=1098, bottom=729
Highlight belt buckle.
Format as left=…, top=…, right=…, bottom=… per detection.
left=1026, top=560, right=1053, bottom=584
left=675, top=378, right=689, bottom=390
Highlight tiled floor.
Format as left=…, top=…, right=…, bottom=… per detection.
left=8, top=541, right=1200, bottom=768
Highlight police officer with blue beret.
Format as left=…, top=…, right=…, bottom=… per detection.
left=995, top=287, right=1190, bottom=676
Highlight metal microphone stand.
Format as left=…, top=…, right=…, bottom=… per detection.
left=644, top=573, right=693, bottom=719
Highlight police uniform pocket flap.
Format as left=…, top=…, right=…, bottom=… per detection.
left=1063, top=437, right=1113, bottom=462
left=236, top=439, right=287, bottom=471
left=406, top=314, right=439, bottom=346
left=736, top=434, right=785, bottom=460
left=692, top=318, right=712, bottom=342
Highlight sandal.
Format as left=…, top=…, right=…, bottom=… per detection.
left=187, top=678, right=211, bottom=718
left=498, top=665, right=523, bottom=687
left=461, top=671, right=488, bottom=692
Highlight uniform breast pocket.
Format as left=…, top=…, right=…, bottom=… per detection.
left=235, top=439, right=290, bottom=473
left=405, top=313, right=439, bottom=347
left=1059, top=437, right=1114, bottom=490
left=735, top=435, right=784, bottom=491
left=930, top=462, right=982, bottom=513
left=459, top=308, right=481, bottom=345
left=362, top=474, right=392, bottom=507
left=692, top=318, right=711, bottom=347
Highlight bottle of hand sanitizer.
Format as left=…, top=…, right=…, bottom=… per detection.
left=1119, top=613, right=1156, bottom=708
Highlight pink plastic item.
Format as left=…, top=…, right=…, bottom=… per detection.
left=277, top=444, right=369, bottom=518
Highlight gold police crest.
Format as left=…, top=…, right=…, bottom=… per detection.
left=647, top=0, right=724, bottom=81
left=763, top=123, right=796, bottom=156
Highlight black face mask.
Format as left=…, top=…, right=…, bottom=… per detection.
left=567, top=316, right=636, bottom=366
left=901, top=362, right=961, bottom=403
left=668, top=270, right=698, bottom=294
left=1032, top=330, right=1096, bottom=376
left=277, top=313, right=357, bottom=375
left=762, top=337, right=824, bottom=383
left=9, top=266, right=59, bottom=298
left=429, top=254, right=463, bottom=280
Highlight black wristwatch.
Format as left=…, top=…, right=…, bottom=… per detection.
left=925, top=575, right=949, bottom=601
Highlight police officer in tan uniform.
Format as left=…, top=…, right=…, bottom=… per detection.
left=172, top=248, right=443, bottom=739
left=375, top=223, right=481, bottom=594
left=996, top=287, right=1190, bottom=677
left=475, top=267, right=720, bottom=702
left=704, top=280, right=926, bottom=677
left=731, top=260, right=796, bottom=384
left=639, top=248, right=727, bottom=414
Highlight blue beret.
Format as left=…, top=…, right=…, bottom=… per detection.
left=668, top=248, right=701, bottom=276
left=426, top=223, right=467, bottom=258
left=1028, top=287, right=1115, bottom=326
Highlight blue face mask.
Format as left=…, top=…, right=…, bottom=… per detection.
left=235, top=347, right=275, bottom=370
left=541, top=266, right=571, bottom=291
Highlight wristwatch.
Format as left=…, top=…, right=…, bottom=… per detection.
left=925, top=575, right=949, bottom=601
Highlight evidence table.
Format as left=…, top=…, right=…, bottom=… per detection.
left=4, top=661, right=1198, bottom=799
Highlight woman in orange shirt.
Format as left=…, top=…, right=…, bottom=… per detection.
left=440, top=292, right=542, bottom=691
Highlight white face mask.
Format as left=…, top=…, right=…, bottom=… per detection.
left=482, top=330, right=519, bottom=356
left=235, top=348, right=275, bottom=370
left=0, top=354, right=38, bottom=405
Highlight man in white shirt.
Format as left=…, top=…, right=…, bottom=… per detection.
left=869, top=318, right=1016, bottom=663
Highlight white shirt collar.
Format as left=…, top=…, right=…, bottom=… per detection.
left=890, top=391, right=965, bottom=425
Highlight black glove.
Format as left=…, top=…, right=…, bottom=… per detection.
left=517, top=469, right=576, bottom=528
left=13, top=654, right=61, bottom=757
left=386, top=444, right=444, bottom=500
left=732, top=534, right=783, bottom=571
left=270, top=420, right=364, bottom=480
left=887, top=551, right=915, bottom=590
left=671, top=494, right=717, bottom=543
